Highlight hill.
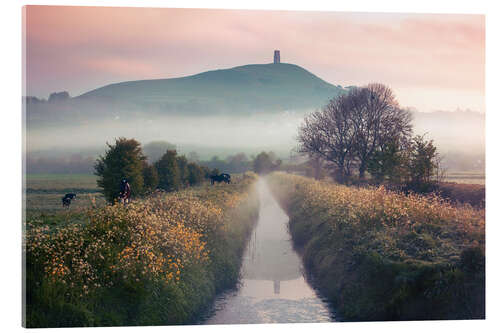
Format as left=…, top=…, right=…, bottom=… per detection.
left=26, top=63, right=347, bottom=126
left=78, top=63, right=345, bottom=112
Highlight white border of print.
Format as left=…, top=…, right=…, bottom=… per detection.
left=3, top=1, right=498, bottom=333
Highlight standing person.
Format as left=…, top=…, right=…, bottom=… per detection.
left=119, top=178, right=131, bottom=205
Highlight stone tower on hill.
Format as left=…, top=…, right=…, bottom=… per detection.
left=274, top=50, right=280, bottom=64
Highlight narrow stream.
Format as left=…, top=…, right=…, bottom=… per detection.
left=203, top=178, right=335, bottom=324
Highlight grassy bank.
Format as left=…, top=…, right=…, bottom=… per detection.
left=24, top=173, right=259, bottom=327
left=267, top=172, right=485, bottom=321
left=438, top=182, right=485, bottom=208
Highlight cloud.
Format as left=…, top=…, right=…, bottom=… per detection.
left=80, top=57, right=157, bottom=77
left=25, top=6, right=484, bottom=112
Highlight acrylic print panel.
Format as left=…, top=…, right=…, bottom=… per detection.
left=22, top=5, right=485, bottom=328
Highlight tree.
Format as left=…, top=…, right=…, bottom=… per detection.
left=298, top=95, right=357, bottom=183
left=351, top=84, right=412, bottom=179
left=253, top=151, right=280, bottom=174
left=406, top=135, right=439, bottom=192
left=367, top=137, right=410, bottom=184
left=200, top=165, right=211, bottom=179
left=187, top=162, right=204, bottom=186
left=298, top=83, right=412, bottom=183
left=143, top=141, right=176, bottom=163
left=155, top=150, right=180, bottom=192
left=226, top=153, right=250, bottom=173
left=176, top=155, right=189, bottom=187
left=142, top=162, right=159, bottom=192
left=48, top=91, right=70, bottom=103
left=209, top=168, right=220, bottom=177
left=94, top=137, right=146, bottom=202
left=207, top=156, right=226, bottom=173
left=306, top=155, right=325, bottom=180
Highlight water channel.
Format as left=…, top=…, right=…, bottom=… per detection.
left=203, top=179, right=336, bottom=324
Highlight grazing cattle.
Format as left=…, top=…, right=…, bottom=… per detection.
left=62, top=193, right=76, bottom=207
left=221, top=173, right=231, bottom=183
left=210, top=173, right=231, bottom=185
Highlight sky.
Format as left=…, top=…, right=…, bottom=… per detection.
left=24, top=6, right=485, bottom=113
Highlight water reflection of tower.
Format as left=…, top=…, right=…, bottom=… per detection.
left=249, top=228, right=257, bottom=262
left=273, top=280, right=281, bottom=294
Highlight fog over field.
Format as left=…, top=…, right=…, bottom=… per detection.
left=26, top=112, right=303, bottom=154
left=25, top=108, right=485, bottom=170
left=24, top=63, right=485, bottom=172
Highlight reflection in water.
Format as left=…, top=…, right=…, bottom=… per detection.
left=204, top=179, right=335, bottom=324
left=273, top=280, right=280, bottom=295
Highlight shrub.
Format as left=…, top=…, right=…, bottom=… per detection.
left=94, top=138, right=147, bottom=202
left=177, top=155, right=189, bottom=187
left=187, top=162, right=204, bottom=186
left=142, top=162, right=159, bottom=192
left=155, top=150, right=180, bottom=192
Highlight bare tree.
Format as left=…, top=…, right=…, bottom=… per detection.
left=351, top=84, right=412, bottom=179
left=309, top=154, right=324, bottom=180
left=298, top=83, right=412, bottom=183
left=298, top=94, right=357, bottom=183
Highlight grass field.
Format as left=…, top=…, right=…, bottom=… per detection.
left=26, top=173, right=99, bottom=191
left=25, top=174, right=106, bottom=216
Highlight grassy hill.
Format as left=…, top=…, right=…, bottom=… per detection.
left=76, top=63, right=346, bottom=114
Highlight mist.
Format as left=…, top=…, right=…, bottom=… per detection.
left=26, top=111, right=307, bottom=158
left=25, top=94, right=485, bottom=175
left=411, top=110, right=485, bottom=151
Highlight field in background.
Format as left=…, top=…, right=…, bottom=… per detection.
left=444, top=171, right=485, bottom=185
left=25, top=173, right=104, bottom=214
left=26, top=173, right=98, bottom=190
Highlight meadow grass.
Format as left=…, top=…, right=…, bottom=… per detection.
left=25, top=173, right=106, bottom=230
left=26, top=173, right=99, bottom=191
left=24, top=173, right=259, bottom=327
left=267, top=172, right=485, bottom=321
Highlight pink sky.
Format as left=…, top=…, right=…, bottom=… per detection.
left=24, top=6, right=485, bottom=113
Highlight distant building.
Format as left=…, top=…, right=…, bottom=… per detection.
left=274, top=50, right=280, bottom=64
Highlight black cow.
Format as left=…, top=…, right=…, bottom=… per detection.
left=210, top=173, right=231, bottom=185
left=62, top=193, right=76, bottom=207
left=221, top=173, right=231, bottom=183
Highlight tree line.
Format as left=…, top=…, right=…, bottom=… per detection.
left=200, top=151, right=281, bottom=175
left=94, top=138, right=213, bottom=203
left=93, top=138, right=284, bottom=203
left=298, top=83, right=441, bottom=192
